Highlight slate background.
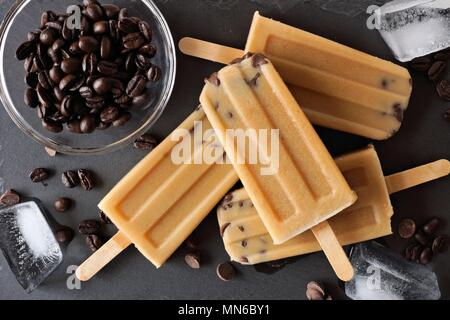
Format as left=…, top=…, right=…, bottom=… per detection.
left=0, top=0, right=449, bottom=300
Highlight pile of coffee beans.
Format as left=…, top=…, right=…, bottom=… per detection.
left=398, top=217, right=449, bottom=264
left=62, top=169, right=96, bottom=190
left=409, top=48, right=450, bottom=121
left=78, top=218, right=110, bottom=252
left=16, top=0, right=161, bottom=134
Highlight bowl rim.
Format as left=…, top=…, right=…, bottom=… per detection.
left=0, top=0, right=177, bottom=155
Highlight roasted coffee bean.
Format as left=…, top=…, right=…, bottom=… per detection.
left=60, top=74, right=84, bottom=92
left=185, top=252, right=201, bottom=269
left=428, top=61, right=446, bottom=81
left=126, top=75, right=146, bottom=97
left=398, top=218, right=416, bottom=239
left=135, top=54, right=151, bottom=70
left=29, top=168, right=50, bottom=183
left=85, top=4, right=104, bottom=22
left=131, top=91, right=150, bottom=108
left=404, top=244, right=415, bottom=260
left=60, top=95, right=74, bottom=117
left=27, top=29, right=41, bottom=42
left=47, top=47, right=61, bottom=63
left=86, top=234, right=103, bottom=252
left=99, top=210, right=112, bottom=224
left=39, top=28, right=56, bottom=46
left=103, top=4, right=120, bottom=19
left=216, top=262, right=236, bottom=281
left=55, top=226, right=74, bottom=243
left=423, top=217, right=440, bottom=235
left=25, top=73, right=39, bottom=88
left=78, top=169, right=95, bottom=191
left=80, top=115, right=97, bottom=133
left=109, top=20, right=120, bottom=42
left=118, top=8, right=128, bottom=20
left=25, top=88, right=39, bottom=108
left=0, top=190, right=20, bottom=206
left=68, top=41, right=83, bottom=55
left=114, top=94, right=131, bottom=105
left=79, top=36, right=99, bottom=53
left=138, top=21, right=152, bottom=41
left=52, top=38, right=65, bottom=51
left=410, top=245, right=423, bottom=262
left=67, top=119, right=83, bottom=134
left=16, top=41, right=36, bottom=60
left=97, top=121, right=111, bottom=130
left=50, top=111, right=68, bottom=123
left=437, top=80, right=450, bottom=100
left=147, top=65, right=161, bottom=82
left=61, top=58, right=82, bottom=74
left=42, top=118, right=63, bottom=133
left=139, top=43, right=156, bottom=57
left=79, top=219, right=101, bottom=235
left=118, top=17, right=139, bottom=33
left=79, top=86, right=94, bottom=99
left=93, top=21, right=109, bottom=34
left=85, top=95, right=104, bottom=109
left=100, top=36, right=112, bottom=59
left=112, top=112, right=131, bottom=127
left=82, top=52, right=98, bottom=74
left=92, top=77, right=113, bottom=95
left=54, top=197, right=72, bottom=212
left=24, top=55, right=35, bottom=72
left=125, top=52, right=137, bottom=73
left=45, top=21, right=63, bottom=32
left=97, top=60, right=118, bottom=75
left=434, top=49, right=450, bottom=61
left=32, top=54, right=49, bottom=72
left=123, top=32, right=145, bottom=49
left=53, top=87, right=64, bottom=102
left=100, top=105, right=120, bottom=123
left=49, top=66, right=64, bottom=84
left=420, top=247, right=433, bottom=265
left=432, top=235, right=448, bottom=254
left=62, top=170, right=79, bottom=188
left=134, top=134, right=157, bottom=151
left=60, top=48, right=71, bottom=60
left=37, top=105, right=53, bottom=119
left=37, top=84, right=54, bottom=108
left=40, top=11, right=56, bottom=28
left=415, top=232, right=429, bottom=246
left=38, top=71, right=53, bottom=90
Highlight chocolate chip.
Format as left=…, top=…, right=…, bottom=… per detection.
left=252, top=54, right=268, bottom=68
left=0, top=190, right=20, bottom=206
left=306, top=281, right=327, bottom=300
left=216, top=262, right=236, bottom=281
left=54, top=197, right=72, bottom=212
left=398, top=218, right=416, bottom=239
left=423, top=217, right=440, bottom=235
left=184, top=252, right=201, bottom=269
left=220, top=223, right=231, bottom=237
left=55, top=226, right=74, bottom=243
left=432, top=235, right=448, bottom=254
left=206, top=72, right=220, bottom=86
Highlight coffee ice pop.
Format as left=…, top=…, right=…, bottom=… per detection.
left=180, top=12, right=413, bottom=140
left=76, top=108, right=239, bottom=281
left=218, top=146, right=450, bottom=265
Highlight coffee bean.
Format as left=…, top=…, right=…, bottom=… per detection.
left=404, top=244, right=415, bottom=260
left=415, top=232, right=429, bottom=246
left=79, top=220, right=101, bottom=235
left=80, top=115, right=97, bottom=133
left=29, top=168, right=50, bottom=183
left=50, top=111, right=68, bottom=124
left=0, top=190, right=20, bottom=206
left=86, top=234, right=104, bottom=252
left=423, top=217, right=440, bottom=235
left=185, top=252, right=201, bottom=269
left=147, top=65, right=161, bottom=82
left=82, top=52, right=98, bottom=75
left=79, top=36, right=99, bottom=53
left=132, top=91, right=151, bottom=108
left=138, top=21, right=152, bottom=42
left=112, top=112, right=131, bottom=127
left=54, top=197, right=72, bottom=212
left=118, top=8, right=128, bottom=20
left=78, top=169, right=95, bottom=191
left=37, top=84, right=53, bottom=107
left=432, top=235, right=448, bottom=254
left=24, top=88, right=39, bottom=108
left=42, top=118, right=63, bottom=133
left=39, top=28, right=56, bottom=46
left=27, top=29, right=41, bottom=42
left=100, top=105, right=120, bottom=123
left=123, top=32, right=145, bottom=49
left=420, top=247, right=433, bottom=264
left=410, top=245, right=423, bottom=262
left=437, top=80, right=450, bottom=100
left=62, top=170, right=79, bottom=188
left=85, top=4, right=104, bottom=22
left=118, top=17, right=139, bottom=33
left=55, top=226, right=74, bottom=243
left=67, top=119, right=82, bottom=134
left=115, top=94, right=132, bottom=105
left=100, top=36, right=112, bottom=59
left=40, top=11, right=56, bottom=28
left=49, top=66, right=64, bottom=84
left=139, top=43, right=156, bottom=57
left=135, top=54, right=151, bottom=70
left=126, top=75, right=146, bottom=97
left=25, top=73, right=39, bottom=88
left=435, top=50, right=450, bottom=61
left=45, top=21, right=63, bottom=32
left=306, top=281, right=327, bottom=300
left=398, top=218, right=416, bottom=239
left=59, top=74, right=78, bottom=91
left=92, top=77, right=113, bottom=95
left=428, top=61, right=446, bottom=81
left=103, top=4, right=120, bottom=19
left=97, top=121, right=111, bottom=130
left=16, top=41, right=36, bottom=60
left=93, top=21, right=109, bottom=34
left=38, top=71, right=53, bottom=90
left=125, top=52, right=137, bottom=74
left=52, top=38, right=65, bottom=51
left=134, top=134, right=157, bottom=151
left=97, top=60, right=118, bottom=75
left=61, top=58, right=82, bottom=74
left=85, top=95, right=105, bottom=109
left=216, top=262, right=236, bottom=281
left=99, top=210, right=112, bottom=224
left=24, top=55, right=35, bottom=72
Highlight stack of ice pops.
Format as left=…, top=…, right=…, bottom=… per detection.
left=76, top=12, right=449, bottom=282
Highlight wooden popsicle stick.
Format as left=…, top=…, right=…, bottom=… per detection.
left=312, top=221, right=354, bottom=282
left=385, top=160, right=450, bottom=195
left=76, top=232, right=131, bottom=282
left=179, top=37, right=244, bottom=65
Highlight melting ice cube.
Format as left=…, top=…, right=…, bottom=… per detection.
left=346, top=242, right=441, bottom=300
left=377, top=0, right=450, bottom=62
left=0, top=201, right=63, bottom=293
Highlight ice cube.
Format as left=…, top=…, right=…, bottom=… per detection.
left=346, top=242, right=441, bottom=300
left=0, top=201, right=63, bottom=293
left=376, top=0, right=450, bottom=62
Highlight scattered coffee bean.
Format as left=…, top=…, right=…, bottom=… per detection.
left=78, top=169, right=95, bottom=190
left=216, top=262, right=236, bottom=281
left=409, top=56, right=433, bottom=72
left=415, top=232, right=429, bottom=246
left=79, top=219, right=101, bottom=235
left=419, top=247, right=433, bottom=265
left=0, top=190, right=20, bottom=206
left=432, top=235, right=448, bottom=254
left=54, top=197, right=72, bottom=212
left=437, top=80, right=450, bottom=100
left=80, top=115, right=97, bottom=134
left=86, top=234, right=104, bottom=252
left=306, top=281, right=327, bottom=300
left=42, top=118, right=63, bottom=133
left=99, top=210, right=112, bottom=224
left=29, top=168, right=50, bottom=183
left=423, top=217, right=440, bottom=235
left=147, top=65, right=161, bottom=82
left=185, top=252, right=201, bottom=269
left=428, top=61, right=446, bottom=81
left=62, top=170, right=80, bottom=188
left=410, top=245, right=423, bottom=262
left=398, top=218, right=416, bottom=239
left=55, top=226, right=74, bottom=243
left=134, top=134, right=158, bottom=151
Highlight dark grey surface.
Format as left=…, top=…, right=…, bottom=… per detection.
left=0, top=0, right=449, bottom=300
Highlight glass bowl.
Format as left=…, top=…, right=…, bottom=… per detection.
left=0, top=0, right=176, bottom=155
